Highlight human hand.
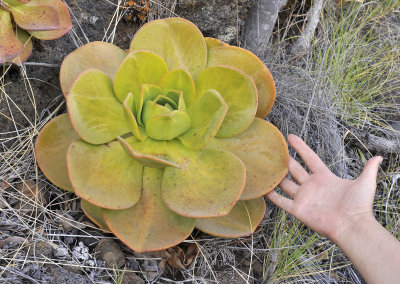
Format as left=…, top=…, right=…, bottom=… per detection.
left=266, top=134, right=383, bottom=243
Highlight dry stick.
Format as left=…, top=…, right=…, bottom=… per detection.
left=345, top=127, right=400, bottom=154
left=291, top=0, right=324, bottom=56
left=242, top=0, right=288, bottom=55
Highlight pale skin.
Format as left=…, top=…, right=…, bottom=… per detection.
left=266, top=134, right=400, bottom=284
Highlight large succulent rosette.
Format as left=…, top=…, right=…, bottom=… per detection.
left=0, top=0, right=71, bottom=64
left=35, top=18, right=289, bottom=252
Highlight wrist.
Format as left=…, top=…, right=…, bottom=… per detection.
left=330, top=213, right=378, bottom=246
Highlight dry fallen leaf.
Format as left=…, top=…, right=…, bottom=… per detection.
left=153, top=243, right=198, bottom=270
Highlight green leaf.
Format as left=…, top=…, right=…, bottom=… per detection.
left=67, top=139, right=143, bottom=209
left=118, top=136, right=180, bottom=168
left=0, top=10, right=23, bottom=63
left=27, top=0, right=72, bottom=40
left=210, top=118, right=289, bottom=200
left=195, top=66, right=257, bottom=138
left=164, top=90, right=179, bottom=104
left=113, top=50, right=168, bottom=103
left=60, top=41, right=127, bottom=95
left=178, top=89, right=228, bottom=150
left=158, top=69, right=195, bottom=107
left=142, top=100, right=172, bottom=125
left=153, top=94, right=178, bottom=109
left=11, top=3, right=60, bottom=31
left=35, top=114, right=79, bottom=192
left=162, top=141, right=245, bottom=218
left=205, top=37, right=225, bottom=50
left=122, top=92, right=146, bottom=141
left=207, top=45, right=275, bottom=118
left=1, top=0, right=28, bottom=8
left=195, top=197, right=266, bottom=237
left=81, top=200, right=110, bottom=232
left=67, top=69, right=131, bottom=145
left=136, top=84, right=164, bottom=127
left=146, top=110, right=191, bottom=141
left=130, top=17, right=207, bottom=79
left=12, top=28, right=33, bottom=64
left=177, top=91, right=187, bottom=112
left=103, top=167, right=195, bottom=253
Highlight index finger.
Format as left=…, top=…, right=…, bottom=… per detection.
left=287, top=134, right=331, bottom=174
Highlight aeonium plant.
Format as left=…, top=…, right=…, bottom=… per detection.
left=0, top=0, right=71, bottom=64
left=35, top=17, right=289, bottom=252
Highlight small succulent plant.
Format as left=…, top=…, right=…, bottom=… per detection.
left=35, top=17, right=289, bottom=252
left=0, top=0, right=71, bottom=64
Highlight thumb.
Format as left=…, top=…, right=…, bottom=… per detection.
left=358, top=156, right=383, bottom=183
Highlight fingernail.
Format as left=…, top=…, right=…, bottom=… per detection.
left=378, top=156, right=383, bottom=164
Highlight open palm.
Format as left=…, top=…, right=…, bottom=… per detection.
left=267, top=134, right=382, bottom=242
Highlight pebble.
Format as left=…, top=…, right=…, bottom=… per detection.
left=94, top=239, right=125, bottom=268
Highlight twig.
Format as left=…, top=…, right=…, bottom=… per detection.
left=345, top=127, right=400, bottom=154
left=242, top=0, right=288, bottom=55
left=291, top=0, right=324, bottom=56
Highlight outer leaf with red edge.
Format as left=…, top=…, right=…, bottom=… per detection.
left=60, top=42, right=127, bottom=95
left=67, top=139, right=143, bottom=210
left=35, top=114, right=79, bottom=192
left=0, top=10, right=24, bottom=63
left=195, top=197, right=266, bottom=237
left=207, top=45, right=276, bottom=118
left=162, top=141, right=246, bottom=218
left=11, top=3, right=60, bottom=31
left=0, top=0, right=71, bottom=63
left=103, top=167, right=195, bottom=253
left=209, top=118, right=289, bottom=200
left=27, top=0, right=72, bottom=40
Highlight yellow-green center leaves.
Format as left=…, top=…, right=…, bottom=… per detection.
left=146, top=110, right=191, bottom=141
left=158, top=69, right=195, bottom=108
left=113, top=50, right=168, bottom=102
left=195, top=66, right=258, bottom=138
left=178, top=89, right=228, bottom=150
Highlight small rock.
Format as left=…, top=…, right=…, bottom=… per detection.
left=47, top=266, right=91, bottom=284
left=142, top=258, right=159, bottom=282
left=63, top=262, right=83, bottom=275
left=253, top=260, right=264, bottom=277
left=121, top=272, right=145, bottom=284
left=60, top=213, right=77, bottom=231
left=54, top=246, right=69, bottom=259
left=127, top=258, right=140, bottom=271
left=0, top=236, right=30, bottom=249
left=31, top=241, right=54, bottom=258
left=94, top=239, right=125, bottom=268
left=64, top=236, right=76, bottom=246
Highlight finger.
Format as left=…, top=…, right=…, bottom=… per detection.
left=289, top=156, right=309, bottom=184
left=358, top=156, right=383, bottom=184
left=266, top=190, right=294, bottom=215
left=279, top=177, right=298, bottom=198
left=288, top=134, right=331, bottom=174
